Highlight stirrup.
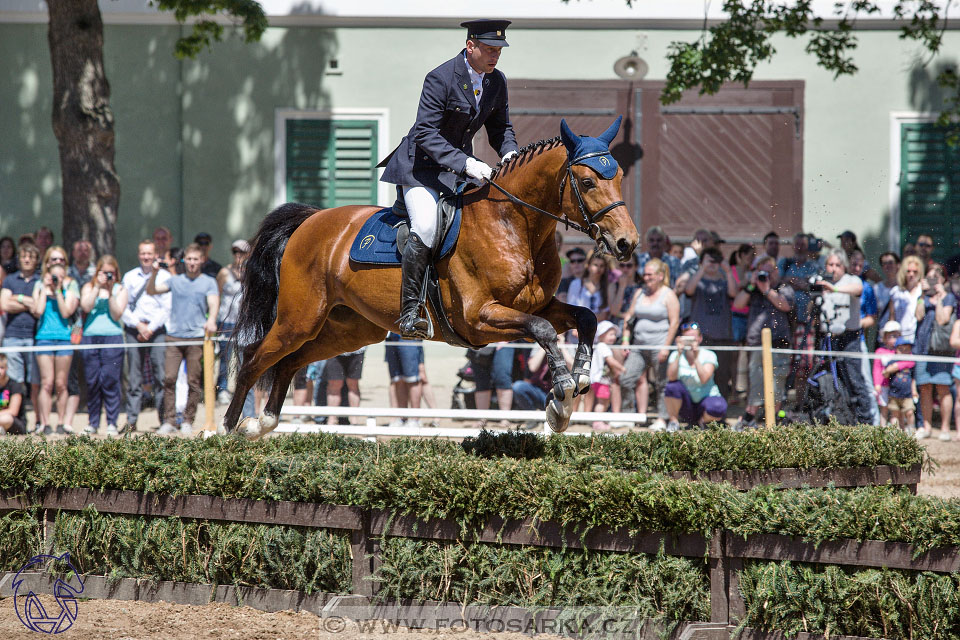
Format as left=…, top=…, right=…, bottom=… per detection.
left=399, top=312, right=431, bottom=340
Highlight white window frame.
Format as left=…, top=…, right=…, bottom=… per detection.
left=274, top=107, right=391, bottom=209
left=888, top=111, right=940, bottom=252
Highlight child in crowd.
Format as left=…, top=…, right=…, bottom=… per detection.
left=873, top=320, right=917, bottom=431
left=669, top=242, right=685, bottom=262
left=589, top=320, right=625, bottom=431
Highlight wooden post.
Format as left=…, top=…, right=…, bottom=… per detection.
left=203, top=332, right=216, bottom=433
left=708, top=530, right=729, bottom=623
left=761, top=327, right=775, bottom=429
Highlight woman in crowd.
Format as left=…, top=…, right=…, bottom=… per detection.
left=620, top=257, right=680, bottom=427
left=683, top=246, right=735, bottom=398
left=31, top=246, right=79, bottom=434
left=79, top=255, right=128, bottom=436
left=914, top=263, right=956, bottom=440
left=728, top=244, right=755, bottom=344
left=566, top=249, right=613, bottom=323
left=216, top=240, right=249, bottom=404
left=611, top=253, right=641, bottom=331
left=874, top=252, right=901, bottom=334
left=887, top=255, right=925, bottom=343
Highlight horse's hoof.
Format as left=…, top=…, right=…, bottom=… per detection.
left=545, top=393, right=573, bottom=433
left=217, top=423, right=229, bottom=436
left=239, top=417, right=263, bottom=440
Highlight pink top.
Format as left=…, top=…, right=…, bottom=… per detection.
left=731, top=268, right=749, bottom=314
left=872, top=346, right=915, bottom=387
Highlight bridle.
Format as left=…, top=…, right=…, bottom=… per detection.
left=485, top=150, right=626, bottom=248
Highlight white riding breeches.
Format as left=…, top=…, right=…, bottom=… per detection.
left=402, top=185, right=440, bottom=248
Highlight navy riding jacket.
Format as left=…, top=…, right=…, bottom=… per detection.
left=379, top=50, right=519, bottom=194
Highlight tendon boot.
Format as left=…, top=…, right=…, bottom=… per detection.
left=398, top=233, right=432, bottom=339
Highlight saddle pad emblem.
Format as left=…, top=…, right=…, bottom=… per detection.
left=348, top=206, right=462, bottom=266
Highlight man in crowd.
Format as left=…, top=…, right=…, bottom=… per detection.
left=637, top=226, right=680, bottom=287
left=762, top=231, right=780, bottom=263
left=733, top=254, right=795, bottom=429
left=0, top=242, right=41, bottom=425
left=147, top=243, right=219, bottom=436
left=152, top=226, right=173, bottom=258
left=850, top=248, right=880, bottom=425
left=915, top=233, right=936, bottom=270
left=194, top=232, right=222, bottom=278
left=34, top=226, right=54, bottom=256
left=121, top=239, right=171, bottom=432
left=813, top=248, right=872, bottom=425
left=779, top=233, right=821, bottom=407
left=664, top=322, right=728, bottom=431
left=68, top=239, right=95, bottom=287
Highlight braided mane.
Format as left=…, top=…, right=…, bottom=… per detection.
left=491, top=136, right=563, bottom=179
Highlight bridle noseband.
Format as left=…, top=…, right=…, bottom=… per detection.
left=485, top=151, right=626, bottom=248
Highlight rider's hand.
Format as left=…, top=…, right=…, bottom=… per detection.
left=464, top=157, right=493, bottom=182
left=501, top=150, right=518, bottom=163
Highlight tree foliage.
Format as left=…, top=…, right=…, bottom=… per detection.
left=149, top=0, right=268, bottom=58
left=656, top=0, right=960, bottom=142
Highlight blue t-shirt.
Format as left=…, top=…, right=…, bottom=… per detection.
left=168, top=273, right=219, bottom=338
left=858, top=279, right=877, bottom=343
left=1, top=271, right=39, bottom=339
left=782, top=259, right=821, bottom=324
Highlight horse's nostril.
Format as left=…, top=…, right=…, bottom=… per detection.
left=616, top=238, right=631, bottom=256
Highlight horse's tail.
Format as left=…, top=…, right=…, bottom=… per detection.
left=233, top=202, right=316, bottom=387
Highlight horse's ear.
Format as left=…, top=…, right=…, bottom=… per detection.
left=597, top=115, right=623, bottom=146
left=560, top=119, right=579, bottom=151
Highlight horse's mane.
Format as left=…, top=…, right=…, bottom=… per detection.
left=491, top=136, right=563, bottom=178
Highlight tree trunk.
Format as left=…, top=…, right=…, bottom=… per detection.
left=47, top=0, right=120, bottom=258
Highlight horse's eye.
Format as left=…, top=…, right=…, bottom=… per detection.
left=581, top=177, right=595, bottom=189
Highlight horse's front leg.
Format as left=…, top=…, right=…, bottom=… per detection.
left=535, top=298, right=598, bottom=397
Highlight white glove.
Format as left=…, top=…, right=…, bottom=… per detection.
left=464, top=157, right=493, bottom=182
left=501, top=150, right=518, bottom=163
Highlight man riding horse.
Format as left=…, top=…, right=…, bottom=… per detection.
left=379, top=18, right=520, bottom=339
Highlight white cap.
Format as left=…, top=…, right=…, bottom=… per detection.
left=881, top=320, right=902, bottom=335
left=595, top=320, right=618, bottom=340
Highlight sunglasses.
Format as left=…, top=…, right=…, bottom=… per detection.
left=48, top=256, right=66, bottom=263
left=568, top=258, right=585, bottom=264
left=679, top=322, right=700, bottom=332
left=917, top=242, right=933, bottom=248
left=619, top=262, right=635, bottom=268
left=880, top=260, right=897, bottom=267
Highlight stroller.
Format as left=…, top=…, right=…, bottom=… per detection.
left=450, top=348, right=499, bottom=412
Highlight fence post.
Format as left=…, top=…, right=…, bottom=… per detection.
left=708, top=530, right=729, bottom=623
left=351, top=511, right=380, bottom=597
left=761, top=327, right=775, bottom=429
left=203, top=332, right=216, bottom=434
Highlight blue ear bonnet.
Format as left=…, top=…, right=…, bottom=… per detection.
left=559, top=116, right=621, bottom=180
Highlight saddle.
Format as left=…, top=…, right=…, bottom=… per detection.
left=348, top=185, right=475, bottom=348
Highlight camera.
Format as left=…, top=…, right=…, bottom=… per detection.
left=50, top=274, right=59, bottom=287
left=105, top=272, right=114, bottom=281
left=808, top=274, right=824, bottom=286
left=158, top=261, right=169, bottom=269
left=757, top=270, right=769, bottom=283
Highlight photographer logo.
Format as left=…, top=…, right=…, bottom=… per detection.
left=12, top=553, right=84, bottom=634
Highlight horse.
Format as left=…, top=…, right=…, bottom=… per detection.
left=221, top=116, right=639, bottom=438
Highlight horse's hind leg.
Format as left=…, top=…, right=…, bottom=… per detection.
left=235, top=306, right=387, bottom=440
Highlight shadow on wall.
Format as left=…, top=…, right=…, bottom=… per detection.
left=179, top=22, right=336, bottom=259
left=0, top=32, right=60, bottom=235
left=859, top=210, right=892, bottom=261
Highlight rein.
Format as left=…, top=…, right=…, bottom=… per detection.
left=486, top=151, right=626, bottom=246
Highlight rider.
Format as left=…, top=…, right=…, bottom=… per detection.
left=379, top=19, right=520, bottom=339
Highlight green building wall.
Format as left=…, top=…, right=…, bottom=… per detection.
left=0, top=21, right=957, bottom=268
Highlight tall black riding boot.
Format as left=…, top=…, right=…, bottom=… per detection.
left=398, top=233, right=432, bottom=339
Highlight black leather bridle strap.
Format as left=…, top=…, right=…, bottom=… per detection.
left=485, top=178, right=591, bottom=235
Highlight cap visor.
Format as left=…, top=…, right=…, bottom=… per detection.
left=475, top=38, right=508, bottom=46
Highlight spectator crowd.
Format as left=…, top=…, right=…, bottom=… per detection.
left=3, top=223, right=960, bottom=441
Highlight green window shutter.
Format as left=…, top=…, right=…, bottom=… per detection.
left=286, top=118, right=379, bottom=208
left=899, top=123, right=960, bottom=262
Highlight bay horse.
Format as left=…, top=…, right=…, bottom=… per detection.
left=221, top=117, right=639, bottom=438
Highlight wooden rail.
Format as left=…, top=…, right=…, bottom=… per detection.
left=0, top=475, right=948, bottom=630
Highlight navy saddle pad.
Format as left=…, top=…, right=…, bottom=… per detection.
left=348, top=206, right=461, bottom=266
